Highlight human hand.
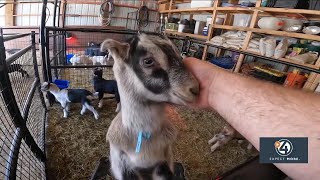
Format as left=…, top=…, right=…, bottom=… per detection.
left=183, top=57, right=219, bottom=109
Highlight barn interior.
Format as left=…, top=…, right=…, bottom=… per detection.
left=0, top=0, right=319, bottom=180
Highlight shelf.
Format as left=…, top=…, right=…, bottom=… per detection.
left=246, top=51, right=320, bottom=70
left=165, top=30, right=207, bottom=40
left=216, top=7, right=254, bottom=14
left=202, top=41, right=320, bottom=71
left=160, top=6, right=320, bottom=20
left=212, top=25, right=320, bottom=41
left=257, top=7, right=320, bottom=21
left=158, top=0, right=191, bottom=4
left=160, top=7, right=214, bottom=14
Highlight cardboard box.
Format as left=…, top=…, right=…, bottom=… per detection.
left=158, top=3, right=177, bottom=11
left=165, top=23, right=179, bottom=31
left=159, top=3, right=170, bottom=11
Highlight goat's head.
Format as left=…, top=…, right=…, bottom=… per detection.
left=40, top=82, right=59, bottom=92
left=222, top=125, right=236, bottom=136
left=94, top=67, right=103, bottom=78
left=100, top=34, right=199, bottom=105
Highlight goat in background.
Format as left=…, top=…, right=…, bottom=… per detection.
left=93, top=68, right=120, bottom=112
left=41, top=82, right=99, bottom=120
left=208, top=124, right=253, bottom=152
left=101, top=34, right=199, bottom=179
left=6, top=49, right=29, bottom=77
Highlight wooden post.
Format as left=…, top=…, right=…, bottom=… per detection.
left=201, top=0, right=220, bottom=60
left=5, top=1, right=14, bottom=26
left=216, top=13, right=233, bottom=57
left=309, top=74, right=320, bottom=91
left=168, top=0, right=173, bottom=19
left=315, top=55, right=320, bottom=68
left=303, top=72, right=317, bottom=90
left=234, top=0, right=261, bottom=73
left=61, top=0, right=67, bottom=27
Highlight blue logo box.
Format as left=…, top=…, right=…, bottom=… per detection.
left=260, top=137, right=308, bottom=163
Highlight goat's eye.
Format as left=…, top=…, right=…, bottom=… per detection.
left=143, top=58, right=154, bottom=67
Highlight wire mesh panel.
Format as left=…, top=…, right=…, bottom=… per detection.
left=0, top=93, right=18, bottom=180
left=16, top=139, right=45, bottom=180
left=26, top=90, right=46, bottom=152
left=0, top=31, right=47, bottom=179
left=7, top=50, right=35, bottom=114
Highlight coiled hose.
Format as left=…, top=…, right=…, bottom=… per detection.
left=100, top=0, right=114, bottom=26
left=136, top=5, right=149, bottom=31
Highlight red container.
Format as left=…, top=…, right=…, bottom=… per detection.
left=284, top=72, right=307, bottom=89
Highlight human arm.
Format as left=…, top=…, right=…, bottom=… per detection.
left=184, top=57, right=320, bottom=179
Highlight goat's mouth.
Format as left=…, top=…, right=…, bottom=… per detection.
left=40, top=86, right=49, bottom=91
left=173, top=92, right=196, bottom=104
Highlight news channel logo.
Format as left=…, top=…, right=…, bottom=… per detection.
left=274, top=139, right=293, bottom=156
left=260, top=137, right=308, bottom=163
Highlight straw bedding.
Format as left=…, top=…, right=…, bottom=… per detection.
left=46, top=100, right=257, bottom=180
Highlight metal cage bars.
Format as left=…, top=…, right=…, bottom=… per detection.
left=0, top=29, right=47, bottom=179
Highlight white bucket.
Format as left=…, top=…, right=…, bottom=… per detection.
left=178, top=24, right=185, bottom=33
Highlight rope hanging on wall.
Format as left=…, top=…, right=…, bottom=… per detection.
left=136, top=5, right=149, bottom=31
left=99, top=0, right=114, bottom=26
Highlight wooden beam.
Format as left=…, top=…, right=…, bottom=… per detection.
left=201, top=0, right=220, bottom=61
left=4, top=0, right=14, bottom=26
left=309, top=74, right=320, bottom=91
left=168, top=0, right=173, bottom=18
left=61, top=0, right=66, bottom=28
left=235, top=0, right=260, bottom=73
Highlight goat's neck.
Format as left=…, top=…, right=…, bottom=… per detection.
left=120, top=92, right=166, bottom=134
left=48, top=88, right=62, bottom=97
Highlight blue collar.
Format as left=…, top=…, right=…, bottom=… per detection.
left=135, top=131, right=151, bottom=153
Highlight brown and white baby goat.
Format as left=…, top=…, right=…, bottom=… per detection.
left=41, top=82, right=99, bottom=120
left=101, top=34, right=199, bottom=180
left=208, top=124, right=253, bottom=152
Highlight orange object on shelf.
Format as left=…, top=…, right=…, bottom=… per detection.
left=284, top=72, right=308, bottom=89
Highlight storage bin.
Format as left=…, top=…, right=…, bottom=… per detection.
left=284, top=72, right=307, bottom=89
left=66, top=54, right=74, bottom=64
left=194, top=21, right=206, bottom=34
left=178, top=24, right=186, bottom=33
left=191, top=0, right=213, bottom=8
left=85, top=47, right=106, bottom=57
left=251, top=66, right=286, bottom=84
left=54, top=79, right=70, bottom=89
left=165, top=23, right=179, bottom=31
left=209, top=56, right=235, bottom=69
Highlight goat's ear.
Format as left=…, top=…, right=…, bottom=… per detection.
left=100, top=39, right=129, bottom=61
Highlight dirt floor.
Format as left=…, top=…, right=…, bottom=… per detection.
left=46, top=99, right=257, bottom=180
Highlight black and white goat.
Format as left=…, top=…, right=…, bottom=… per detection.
left=93, top=68, right=120, bottom=111
left=6, top=49, right=29, bottom=77
left=101, top=34, right=199, bottom=179
left=41, top=82, right=99, bottom=120
left=8, top=64, right=29, bottom=77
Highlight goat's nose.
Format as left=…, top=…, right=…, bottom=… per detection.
left=189, top=85, right=199, bottom=96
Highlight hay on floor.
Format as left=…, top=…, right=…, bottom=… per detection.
left=46, top=100, right=257, bottom=180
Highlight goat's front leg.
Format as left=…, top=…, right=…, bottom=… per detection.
left=210, top=141, right=222, bottom=152
left=153, top=146, right=174, bottom=179
left=98, top=92, right=104, bottom=108
left=115, top=91, right=121, bottom=112
left=84, top=102, right=99, bottom=120
left=115, top=102, right=121, bottom=113
left=66, top=103, right=70, bottom=112
left=208, top=134, right=219, bottom=145
left=80, top=104, right=87, bottom=115
left=109, top=144, right=138, bottom=180
left=60, top=101, right=68, bottom=118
